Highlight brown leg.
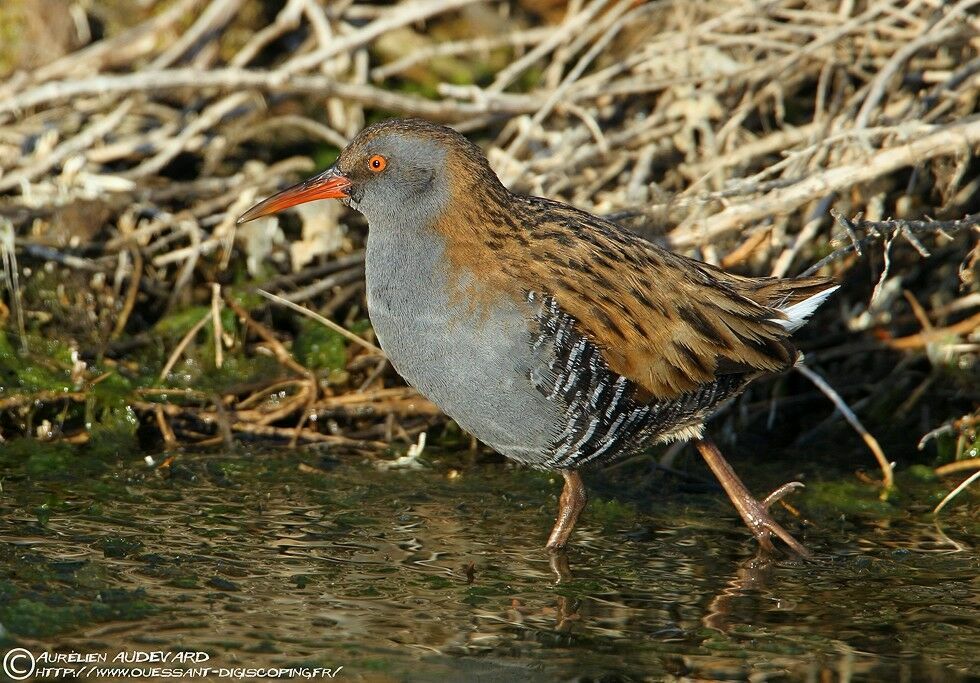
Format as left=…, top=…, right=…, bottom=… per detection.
left=545, top=470, right=588, bottom=551
left=694, top=438, right=810, bottom=557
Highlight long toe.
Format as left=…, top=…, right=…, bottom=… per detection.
left=762, top=481, right=805, bottom=509
left=745, top=496, right=810, bottom=558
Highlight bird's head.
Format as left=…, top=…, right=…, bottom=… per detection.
left=238, top=119, right=503, bottom=226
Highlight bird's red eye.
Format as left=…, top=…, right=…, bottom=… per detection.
left=368, top=155, right=387, bottom=172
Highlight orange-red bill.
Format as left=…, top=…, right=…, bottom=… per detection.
left=237, top=168, right=351, bottom=224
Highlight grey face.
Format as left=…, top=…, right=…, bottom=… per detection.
left=236, top=120, right=467, bottom=231
left=337, top=133, right=450, bottom=228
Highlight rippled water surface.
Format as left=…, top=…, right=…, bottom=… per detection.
left=1, top=447, right=977, bottom=681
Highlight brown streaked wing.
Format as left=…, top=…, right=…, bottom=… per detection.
left=510, top=196, right=813, bottom=399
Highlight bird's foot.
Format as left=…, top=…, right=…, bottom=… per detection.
left=694, top=439, right=810, bottom=558
left=545, top=470, right=587, bottom=552
left=548, top=549, right=573, bottom=583
left=739, top=481, right=809, bottom=557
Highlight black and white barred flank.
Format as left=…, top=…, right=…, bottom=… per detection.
left=527, top=292, right=748, bottom=470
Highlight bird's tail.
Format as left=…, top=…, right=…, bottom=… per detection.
left=721, top=274, right=839, bottom=332
left=772, top=284, right=839, bottom=331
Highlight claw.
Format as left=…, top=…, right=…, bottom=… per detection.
left=743, top=491, right=810, bottom=557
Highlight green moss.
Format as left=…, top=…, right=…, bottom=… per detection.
left=0, top=592, right=154, bottom=638
left=903, top=464, right=939, bottom=483
left=0, top=328, right=18, bottom=360
left=803, top=480, right=896, bottom=517
left=421, top=575, right=453, bottom=590
left=227, top=288, right=266, bottom=311
left=89, top=371, right=135, bottom=408
left=587, top=497, right=639, bottom=527
left=22, top=442, right=76, bottom=477
left=293, top=319, right=347, bottom=372
left=153, top=306, right=211, bottom=340
left=0, top=437, right=123, bottom=480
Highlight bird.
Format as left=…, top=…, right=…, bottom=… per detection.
left=239, top=118, right=838, bottom=556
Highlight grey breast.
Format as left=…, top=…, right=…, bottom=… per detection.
left=363, top=221, right=563, bottom=466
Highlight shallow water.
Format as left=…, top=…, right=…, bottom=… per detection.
left=0, top=447, right=977, bottom=682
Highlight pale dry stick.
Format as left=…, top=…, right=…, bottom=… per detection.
left=237, top=379, right=310, bottom=411
left=111, top=244, right=144, bottom=341
left=86, top=121, right=182, bottom=164
left=167, top=220, right=203, bottom=306
left=0, top=99, right=133, bottom=193
left=672, top=117, right=980, bottom=248
left=763, top=0, right=895, bottom=82
left=370, top=27, right=552, bottom=81
left=919, top=420, right=968, bottom=451
left=567, top=65, right=761, bottom=103
left=936, top=460, right=980, bottom=476
left=133, top=401, right=387, bottom=448
left=159, top=311, right=211, bottom=381
left=502, top=0, right=637, bottom=156
left=276, top=267, right=363, bottom=304
left=124, top=92, right=253, bottom=179
left=700, top=30, right=804, bottom=54
left=564, top=102, right=608, bottom=153
left=510, top=0, right=649, bottom=150
left=0, top=391, right=88, bottom=411
left=737, top=122, right=938, bottom=190
left=935, top=293, right=980, bottom=317
left=519, top=99, right=674, bottom=176
left=543, top=123, right=683, bottom=195
left=225, top=422, right=385, bottom=449
left=488, top=0, right=613, bottom=93
left=916, top=57, right=980, bottom=120
left=770, top=194, right=834, bottom=278
left=211, top=284, right=224, bottom=370
left=566, top=2, right=759, bottom=96
left=868, top=230, right=898, bottom=310
left=900, top=225, right=932, bottom=258
left=215, top=187, right=257, bottom=270
left=933, top=469, right=980, bottom=515
left=544, top=0, right=624, bottom=88
left=29, top=0, right=204, bottom=83
left=803, top=213, right=980, bottom=276
left=683, top=122, right=822, bottom=186
left=151, top=0, right=244, bottom=69
left=853, top=25, right=964, bottom=130
left=795, top=363, right=894, bottom=494
left=875, top=0, right=930, bottom=29
left=106, top=211, right=181, bottom=252
left=0, top=218, right=25, bottom=351
left=154, top=404, right=178, bottom=449
left=830, top=208, right=864, bottom=257
left=283, top=0, right=481, bottom=76
left=257, top=289, right=384, bottom=356
left=0, top=68, right=532, bottom=120
left=884, top=310, right=980, bottom=351
left=239, top=383, right=314, bottom=426
left=721, top=226, right=773, bottom=268
left=231, top=0, right=306, bottom=67
left=625, top=144, right=656, bottom=201
left=300, top=0, right=334, bottom=51
left=542, top=0, right=585, bottom=89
